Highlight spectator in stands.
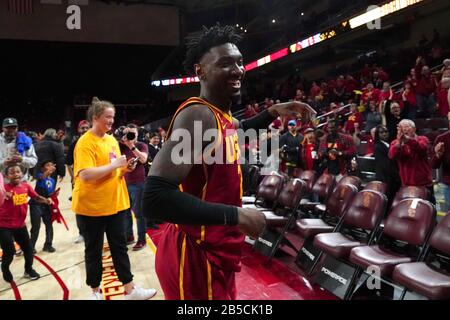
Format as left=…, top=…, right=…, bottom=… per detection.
left=364, top=100, right=382, bottom=133
left=318, top=118, right=356, bottom=179
left=309, top=81, right=321, bottom=100
left=388, top=119, right=435, bottom=204
left=244, top=104, right=256, bottom=119
left=302, top=128, right=320, bottom=172
left=119, top=124, right=150, bottom=250
left=361, top=83, right=380, bottom=105
left=436, top=77, right=450, bottom=117
left=146, top=132, right=160, bottom=173
left=34, top=128, right=65, bottom=184
left=344, top=103, right=363, bottom=135
left=268, top=116, right=284, bottom=134
left=414, top=58, right=437, bottom=118
left=379, top=82, right=394, bottom=106
left=67, top=120, right=90, bottom=187
left=384, top=101, right=408, bottom=143
left=66, top=120, right=90, bottom=244
left=431, top=114, right=450, bottom=212
left=374, top=125, right=401, bottom=208
left=157, top=127, right=167, bottom=148
left=280, top=120, right=303, bottom=177
left=371, top=71, right=383, bottom=89
left=0, top=118, right=37, bottom=181
left=401, top=82, right=418, bottom=119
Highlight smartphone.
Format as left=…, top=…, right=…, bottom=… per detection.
left=132, top=157, right=139, bottom=164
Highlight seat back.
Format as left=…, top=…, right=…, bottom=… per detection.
left=357, top=141, right=369, bottom=156
left=325, top=184, right=358, bottom=219
left=391, top=186, right=429, bottom=208
left=363, top=181, right=388, bottom=194
left=336, top=175, right=362, bottom=191
left=342, top=190, right=387, bottom=231
left=256, top=174, right=284, bottom=203
left=429, top=213, right=450, bottom=256
left=384, top=199, right=436, bottom=246
left=427, top=118, right=449, bottom=130
left=298, top=170, right=318, bottom=193
left=292, top=168, right=304, bottom=178
left=311, top=173, right=336, bottom=202
left=277, top=179, right=307, bottom=210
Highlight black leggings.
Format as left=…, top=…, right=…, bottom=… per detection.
left=0, top=226, right=34, bottom=273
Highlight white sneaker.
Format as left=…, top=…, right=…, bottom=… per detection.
left=90, top=291, right=104, bottom=300
left=74, top=235, right=84, bottom=244
left=124, top=286, right=157, bottom=300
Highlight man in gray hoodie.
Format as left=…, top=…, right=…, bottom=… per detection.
left=0, top=118, right=38, bottom=180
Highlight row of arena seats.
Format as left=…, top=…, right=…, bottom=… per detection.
left=242, top=172, right=449, bottom=300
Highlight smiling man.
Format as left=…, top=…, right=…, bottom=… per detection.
left=142, top=24, right=316, bottom=300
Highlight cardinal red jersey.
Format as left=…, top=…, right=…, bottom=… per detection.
left=155, top=97, right=244, bottom=300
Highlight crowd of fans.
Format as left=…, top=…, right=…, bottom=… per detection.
left=240, top=47, right=450, bottom=213
left=0, top=115, right=167, bottom=286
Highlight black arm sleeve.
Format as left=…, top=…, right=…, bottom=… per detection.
left=142, top=175, right=239, bottom=226
left=240, top=109, right=277, bottom=131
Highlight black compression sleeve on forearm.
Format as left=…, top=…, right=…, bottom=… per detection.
left=142, top=175, right=239, bottom=226
left=240, top=109, right=277, bottom=131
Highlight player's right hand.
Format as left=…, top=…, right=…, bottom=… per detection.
left=237, top=208, right=266, bottom=239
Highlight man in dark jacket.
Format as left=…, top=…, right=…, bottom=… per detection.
left=34, top=128, right=65, bottom=183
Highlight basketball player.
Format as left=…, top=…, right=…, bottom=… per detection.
left=142, top=24, right=316, bottom=300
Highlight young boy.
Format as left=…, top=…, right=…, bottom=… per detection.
left=30, top=161, right=57, bottom=253
left=0, top=164, right=52, bottom=283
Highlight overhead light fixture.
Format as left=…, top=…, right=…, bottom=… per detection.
left=272, top=19, right=276, bottom=23
left=244, top=29, right=247, bottom=33
left=301, top=12, right=304, bottom=16
left=236, top=24, right=239, bottom=27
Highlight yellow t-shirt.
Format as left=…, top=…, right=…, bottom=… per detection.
left=72, top=130, right=130, bottom=216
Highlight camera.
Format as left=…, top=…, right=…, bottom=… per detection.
left=115, top=126, right=136, bottom=141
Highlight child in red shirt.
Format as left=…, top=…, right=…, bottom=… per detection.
left=0, top=165, right=52, bottom=283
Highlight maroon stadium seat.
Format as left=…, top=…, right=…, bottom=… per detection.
left=243, top=173, right=284, bottom=210
left=254, top=179, right=308, bottom=260
left=299, top=173, right=336, bottom=216
left=392, top=213, right=450, bottom=300
left=298, top=170, right=318, bottom=194
left=349, top=199, right=435, bottom=279
left=363, top=181, right=388, bottom=195
left=314, top=190, right=387, bottom=259
left=336, top=175, right=362, bottom=191
left=312, top=190, right=387, bottom=299
left=391, top=186, right=429, bottom=209
left=294, top=184, right=358, bottom=274
left=263, top=179, right=307, bottom=227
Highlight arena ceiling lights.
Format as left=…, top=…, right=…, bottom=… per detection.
left=151, top=0, right=425, bottom=87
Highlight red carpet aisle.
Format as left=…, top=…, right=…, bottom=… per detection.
left=147, top=225, right=336, bottom=300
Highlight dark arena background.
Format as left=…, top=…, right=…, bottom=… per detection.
left=0, top=0, right=450, bottom=310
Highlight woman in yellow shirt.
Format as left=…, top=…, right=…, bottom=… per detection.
left=72, top=97, right=156, bottom=300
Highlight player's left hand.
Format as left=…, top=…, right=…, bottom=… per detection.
left=268, top=101, right=317, bottom=121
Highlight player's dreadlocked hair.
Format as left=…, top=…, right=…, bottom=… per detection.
left=183, top=23, right=243, bottom=75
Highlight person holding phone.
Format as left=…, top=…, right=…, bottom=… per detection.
left=73, top=98, right=155, bottom=300
left=118, top=124, right=150, bottom=251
